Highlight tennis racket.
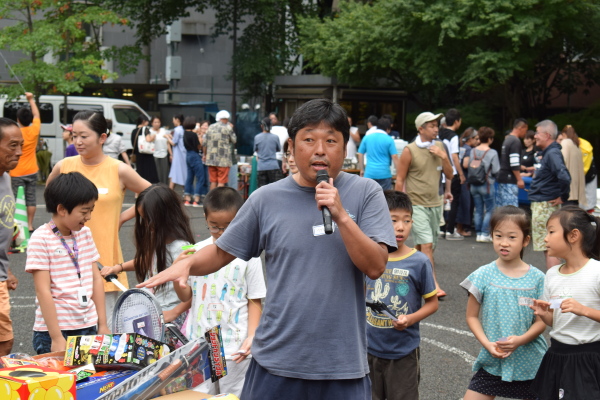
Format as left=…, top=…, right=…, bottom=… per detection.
left=97, top=262, right=165, bottom=341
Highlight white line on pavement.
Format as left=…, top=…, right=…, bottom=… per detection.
left=421, top=322, right=474, bottom=337
left=422, top=337, right=476, bottom=364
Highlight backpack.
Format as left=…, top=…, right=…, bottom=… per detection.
left=467, top=149, right=490, bottom=186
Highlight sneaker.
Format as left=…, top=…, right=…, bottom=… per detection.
left=479, top=234, right=492, bottom=243
left=438, top=231, right=446, bottom=238
left=184, top=200, right=192, bottom=206
left=192, top=201, right=201, bottom=208
left=476, top=234, right=482, bottom=242
left=446, top=231, right=464, bottom=240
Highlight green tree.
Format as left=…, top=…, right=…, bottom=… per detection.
left=0, top=0, right=133, bottom=100
left=300, top=0, right=600, bottom=119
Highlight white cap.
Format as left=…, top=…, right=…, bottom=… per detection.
left=216, top=110, right=230, bottom=120
left=415, top=112, right=443, bottom=130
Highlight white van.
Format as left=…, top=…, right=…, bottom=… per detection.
left=0, top=95, right=150, bottom=165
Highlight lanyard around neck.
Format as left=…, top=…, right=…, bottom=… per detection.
left=49, top=220, right=81, bottom=280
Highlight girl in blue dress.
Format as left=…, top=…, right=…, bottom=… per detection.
left=168, top=114, right=187, bottom=191
left=460, top=206, right=547, bottom=399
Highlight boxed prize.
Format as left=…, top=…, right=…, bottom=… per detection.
left=96, top=326, right=227, bottom=400
left=0, top=365, right=76, bottom=400
left=64, top=333, right=171, bottom=370
left=76, top=370, right=138, bottom=398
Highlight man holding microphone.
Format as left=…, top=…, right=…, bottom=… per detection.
left=140, top=99, right=396, bottom=399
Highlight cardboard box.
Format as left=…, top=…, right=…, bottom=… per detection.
left=64, top=333, right=171, bottom=370
left=156, top=390, right=213, bottom=399
left=76, top=370, right=138, bottom=399
left=0, top=365, right=77, bottom=400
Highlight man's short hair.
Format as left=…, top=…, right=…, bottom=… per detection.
left=287, top=99, right=349, bottom=145
left=16, top=107, right=33, bottom=127
left=203, top=187, right=244, bottom=216
left=445, top=108, right=461, bottom=126
left=384, top=190, right=413, bottom=214
left=0, top=118, right=19, bottom=142
left=45, top=172, right=98, bottom=214
left=367, top=115, right=378, bottom=126
left=513, top=118, right=528, bottom=129
left=377, top=117, right=391, bottom=132
left=182, top=116, right=197, bottom=130
left=536, top=120, right=558, bottom=140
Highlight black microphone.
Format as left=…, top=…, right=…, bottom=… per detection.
left=316, top=170, right=333, bottom=235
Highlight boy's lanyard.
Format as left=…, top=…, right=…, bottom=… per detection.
left=49, top=221, right=81, bottom=280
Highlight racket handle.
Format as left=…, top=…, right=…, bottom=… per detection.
left=96, top=262, right=128, bottom=292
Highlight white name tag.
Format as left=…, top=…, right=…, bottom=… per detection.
left=392, top=269, right=409, bottom=277
left=549, top=298, right=564, bottom=309
left=54, top=247, right=66, bottom=256
left=207, top=303, right=224, bottom=312
left=312, top=223, right=337, bottom=237
left=518, top=297, right=534, bottom=307
left=98, top=188, right=109, bottom=195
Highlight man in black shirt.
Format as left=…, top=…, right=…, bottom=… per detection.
left=496, top=118, right=528, bottom=207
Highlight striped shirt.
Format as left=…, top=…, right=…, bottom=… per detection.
left=544, top=258, right=600, bottom=345
left=26, top=223, right=100, bottom=331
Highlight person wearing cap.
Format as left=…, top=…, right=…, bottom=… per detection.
left=11, top=92, right=40, bottom=233
left=395, top=112, right=453, bottom=297
left=61, top=124, right=78, bottom=157
left=204, top=110, right=237, bottom=190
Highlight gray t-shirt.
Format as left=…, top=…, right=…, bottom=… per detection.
left=254, top=132, right=281, bottom=171
left=0, top=173, right=14, bottom=281
left=216, top=172, right=396, bottom=380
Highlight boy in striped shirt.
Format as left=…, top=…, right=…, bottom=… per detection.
left=26, top=172, right=109, bottom=354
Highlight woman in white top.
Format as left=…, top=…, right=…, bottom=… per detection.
left=148, top=116, right=171, bottom=185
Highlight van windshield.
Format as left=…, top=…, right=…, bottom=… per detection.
left=113, top=106, right=144, bottom=124
left=59, top=104, right=103, bottom=124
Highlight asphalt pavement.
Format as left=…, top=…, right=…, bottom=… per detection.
left=8, top=183, right=549, bottom=399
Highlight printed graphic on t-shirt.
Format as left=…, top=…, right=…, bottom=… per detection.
left=0, top=194, right=14, bottom=229
left=366, top=269, right=410, bottom=328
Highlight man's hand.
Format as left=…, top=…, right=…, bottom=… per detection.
left=315, top=177, right=345, bottom=222
left=444, top=191, right=453, bottom=203
left=138, top=258, right=191, bottom=289
left=517, top=179, right=525, bottom=189
left=549, top=197, right=563, bottom=206
left=25, top=92, right=34, bottom=101
left=459, top=174, right=466, bottom=184
left=6, top=271, right=18, bottom=290
left=428, top=145, right=447, bottom=160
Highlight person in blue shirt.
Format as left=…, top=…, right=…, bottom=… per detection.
left=357, top=117, right=398, bottom=190
left=366, top=190, right=438, bottom=400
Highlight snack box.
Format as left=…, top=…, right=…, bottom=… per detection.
left=0, top=365, right=76, bottom=400
left=64, top=333, right=171, bottom=370
left=76, top=370, right=138, bottom=399
left=0, top=356, right=39, bottom=368
left=96, top=327, right=226, bottom=400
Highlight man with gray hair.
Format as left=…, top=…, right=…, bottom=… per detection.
left=204, top=110, right=237, bottom=190
left=529, top=119, right=571, bottom=269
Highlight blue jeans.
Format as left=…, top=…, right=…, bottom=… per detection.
left=33, top=326, right=97, bottom=355
left=372, top=177, right=392, bottom=190
left=184, top=151, right=205, bottom=198
left=470, top=182, right=496, bottom=235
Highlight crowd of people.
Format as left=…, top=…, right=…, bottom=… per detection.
left=0, top=95, right=598, bottom=400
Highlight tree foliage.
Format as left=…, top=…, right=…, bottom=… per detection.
left=0, top=0, right=131, bottom=99
left=300, top=0, right=600, bottom=118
